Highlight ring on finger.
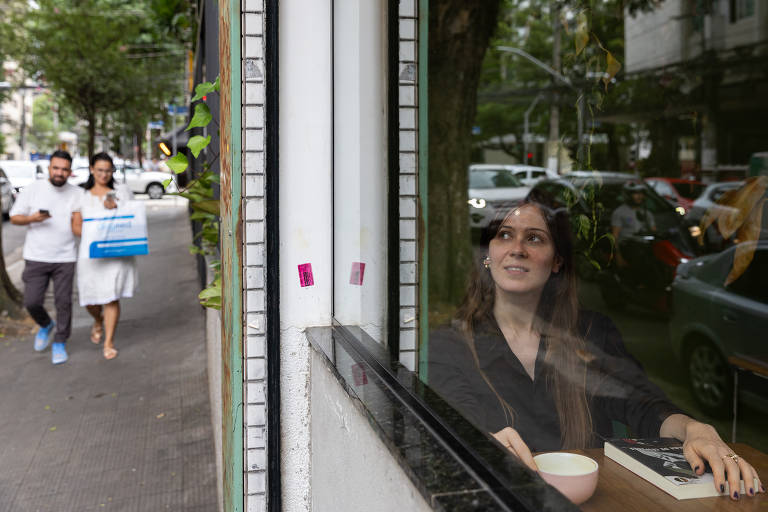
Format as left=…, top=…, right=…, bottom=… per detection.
left=722, top=453, right=740, bottom=464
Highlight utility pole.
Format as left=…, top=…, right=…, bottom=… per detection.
left=549, top=1, right=561, bottom=174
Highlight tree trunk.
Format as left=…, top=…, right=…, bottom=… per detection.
left=428, top=0, right=502, bottom=317
left=0, top=220, right=25, bottom=320
left=87, top=112, right=96, bottom=160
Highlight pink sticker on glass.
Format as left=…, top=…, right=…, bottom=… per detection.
left=349, top=262, right=366, bottom=285
left=298, top=263, right=314, bottom=287
left=351, top=362, right=368, bottom=386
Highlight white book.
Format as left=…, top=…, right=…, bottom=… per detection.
left=604, top=438, right=745, bottom=500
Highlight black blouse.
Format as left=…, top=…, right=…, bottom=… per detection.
left=427, top=311, right=685, bottom=452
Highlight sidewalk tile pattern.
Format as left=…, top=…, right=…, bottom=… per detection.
left=0, top=205, right=216, bottom=511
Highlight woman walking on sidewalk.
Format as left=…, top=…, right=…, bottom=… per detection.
left=72, top=152, right=137, bottom=360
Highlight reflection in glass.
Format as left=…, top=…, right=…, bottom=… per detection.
left=424, top=0, right=768, bottom=467
left=333, top=0, right=388, bottom=343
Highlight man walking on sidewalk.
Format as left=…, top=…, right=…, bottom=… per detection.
left=9, top=150, right=82, bottom=364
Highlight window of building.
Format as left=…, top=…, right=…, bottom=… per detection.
left=419, top=0, right=768, bottom=507
left=730, top=0, right=756, bottom=22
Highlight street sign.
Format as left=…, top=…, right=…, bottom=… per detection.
left=166, top=105, right=189, bottom=115
left=147, top=121, right=164, bottom=129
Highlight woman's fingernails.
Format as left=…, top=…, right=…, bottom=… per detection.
left=761, top=485, right=765, bottom=493
left=749, top=488, right=754, bottom=496
left=720, top=484, right=725, bottom=493
left=694, top=465, right=700, bottom=472
left=733, top=491, right=739, bottom=500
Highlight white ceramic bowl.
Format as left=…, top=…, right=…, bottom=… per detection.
left=533, top=452, right=599, bottom=505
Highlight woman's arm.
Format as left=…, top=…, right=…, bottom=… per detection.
left=71, top=211, right=82, bottom=236
left=661, top=414, right=763, bottom=499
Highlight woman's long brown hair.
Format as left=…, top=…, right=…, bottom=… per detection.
left=453, top=190, right=593, bottom=449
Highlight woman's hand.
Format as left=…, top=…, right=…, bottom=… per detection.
left=661, top=414, right=764, bottom=499
left=492, top=427, right=538, bottom=471
left=104, top=195, right=118, bottom=209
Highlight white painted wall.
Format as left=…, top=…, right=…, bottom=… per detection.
left=333, top=0, right=389, bottom=343
left=624, top=0, right=685, bottom=73
left=310, top=349, right=432, bottom=512
left=279, top=0, right=333, bottom=509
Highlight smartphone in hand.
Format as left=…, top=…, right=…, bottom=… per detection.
left=38, top=209, right=50, bottom=216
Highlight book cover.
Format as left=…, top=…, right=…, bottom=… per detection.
left=604, top=438, right=740, bottom=500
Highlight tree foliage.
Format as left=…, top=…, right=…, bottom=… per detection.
left=6, top=0, right=189, bottom=158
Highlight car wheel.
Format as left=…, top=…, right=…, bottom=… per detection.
left=147, top=183, right=164, bottom=199
left=686, top=337, right=732, bottom=418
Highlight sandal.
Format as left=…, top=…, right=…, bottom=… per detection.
left=90, top=321, right=103, bottom=344
left=103, top=346, right=118, bottom=360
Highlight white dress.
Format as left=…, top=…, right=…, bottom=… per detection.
left=77, top=184, right=138, bottom=306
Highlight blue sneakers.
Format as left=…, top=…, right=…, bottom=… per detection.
left=34, top=321, right=55, bottom=352
left=51, top=342, right=68, bottom=365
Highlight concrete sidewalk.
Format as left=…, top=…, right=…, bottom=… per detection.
left=0, top=201, right=217, bottom=511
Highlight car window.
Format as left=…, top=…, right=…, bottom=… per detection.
left=710, top=186, right=734, bottom=202
left=727, top=247, right=768, bottom=303
left=652, top=180, right=675, bottom=198
left=469, top=169, right=523, bottom=188
left=531, top=171, right=545, bottom=178
left=672, top=182, right=705, bottom=199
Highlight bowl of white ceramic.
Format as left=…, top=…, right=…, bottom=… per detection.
left=533, top=452, right=599, bottom=505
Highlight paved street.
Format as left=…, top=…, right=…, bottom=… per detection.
left=0, top=198, right=217, bottom=511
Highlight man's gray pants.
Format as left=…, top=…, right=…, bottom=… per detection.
left=21, top=260, right=76, bottom=344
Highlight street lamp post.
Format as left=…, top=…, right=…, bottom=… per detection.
left=496, top=45, right=585, bottom=169
left=524, top=93, right=543, bottom=165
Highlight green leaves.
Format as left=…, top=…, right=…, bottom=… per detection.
left=198, top=276, right=222, bottom=310
left=167, top=153, right=188, bottom=174
left=190, top=78, right=220, bottom=102
left=187, top=134, right=211, bottom=158
left=186, top=103, right=212, bottom=131
left=190, top=199, right=220, bottom=216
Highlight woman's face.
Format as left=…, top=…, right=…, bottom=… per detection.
left=91, top=160, right=114, bottom=187
left=487, top=204, right=561, bottom=299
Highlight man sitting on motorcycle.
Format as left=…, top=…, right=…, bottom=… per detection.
left=611, top=182, right=656, bottom=268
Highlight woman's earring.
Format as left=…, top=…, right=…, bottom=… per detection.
left=483, top=257, right=491, bottom=269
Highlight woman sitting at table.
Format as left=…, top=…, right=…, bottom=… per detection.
left=428, top=190, right=763, bottom=500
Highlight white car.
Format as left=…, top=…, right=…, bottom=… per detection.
left=0, top=160, right=46, bottom=192
left=468, top=165, right=531, bottom=230
left=0, top=167, right=15, bottom=218
left=68, top=163, right=176, bottom=199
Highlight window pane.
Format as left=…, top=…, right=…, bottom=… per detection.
left=422, top=0, right=768, bottom=491
left=333, top=0, right=388, bottom=343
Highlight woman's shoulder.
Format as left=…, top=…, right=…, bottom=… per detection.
left=577, top=310, right=622, bottom=344
left=428, top=323, right=472, bottom=360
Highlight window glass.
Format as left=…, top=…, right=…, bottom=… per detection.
left=421, top=0, right=768, bottom=498
left=470, top=169, right=524, bottom=189
left=671, top=181, right=705, bottom=199
left=332, top=0, right=388, bottom=343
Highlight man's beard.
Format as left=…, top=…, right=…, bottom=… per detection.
left=49, top=176, right=67, bottom=187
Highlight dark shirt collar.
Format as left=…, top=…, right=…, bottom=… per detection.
left=474, top=317, right=548, bottom=382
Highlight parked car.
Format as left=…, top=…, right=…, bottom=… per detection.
left=644, top=177, right=705, bottom=214
left=0, top=167, right=15, bottom=218
left=685, top=181, right=749, bottom=253
left=0, top=160, right=44, bottom=192
left=506, top=164, right=556, bottom=186
left=68, top=163, right=174, bottom=199
left=119, top=164, right=175, bottom=199
left=467, top=164, right=530, bottom=231
left=685, top=181, right=744, bottom=226
left=670, top=241, right=768, bottom=416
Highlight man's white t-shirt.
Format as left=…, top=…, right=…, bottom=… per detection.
left=9, top=179, right=82, bottom=263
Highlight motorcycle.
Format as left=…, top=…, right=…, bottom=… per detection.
left=597, top=229, right=693, bottom=315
